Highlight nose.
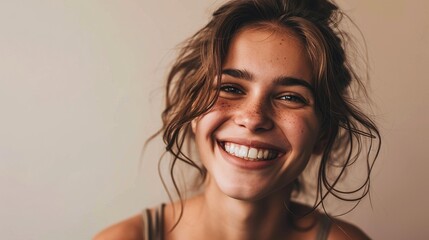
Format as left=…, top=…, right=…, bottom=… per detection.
left=233, top=100, right=274, bottom=132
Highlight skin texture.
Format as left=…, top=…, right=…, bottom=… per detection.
left=192, top=26, right=321, bottom=202
left=94, top=27, right=370, bottom=240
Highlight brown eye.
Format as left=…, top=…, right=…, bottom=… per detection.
left=279, top=95, right=305, bottom=103
left=277, top=93, right=308, bottom=108
left=220, top=84, right=244, bottom=94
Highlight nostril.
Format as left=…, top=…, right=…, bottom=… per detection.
left=234, top=109, right=274, bottom=132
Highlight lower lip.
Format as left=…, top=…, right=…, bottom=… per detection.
left=217, top=142, right=279, bottom=170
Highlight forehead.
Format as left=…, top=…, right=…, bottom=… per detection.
left=223, top=25, right=313, bottom=84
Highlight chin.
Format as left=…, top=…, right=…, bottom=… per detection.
left=213, top=176, right=284, bottom=202
left=221, top=187, right=266, bottom=202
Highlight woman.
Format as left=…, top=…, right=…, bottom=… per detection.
left=96, top=0, right=380, bottom=239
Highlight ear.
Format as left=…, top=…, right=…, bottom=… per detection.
left=191, top=118, right=197, bottom=134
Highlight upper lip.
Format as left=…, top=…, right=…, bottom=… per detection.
left=217, top=137, right=287, bottom=153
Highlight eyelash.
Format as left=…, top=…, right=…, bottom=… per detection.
left=277, top=94, right=307, bottom=104
left=219, top=84, right=308, bottom=106
left=219, top=84, right=244, bottom=94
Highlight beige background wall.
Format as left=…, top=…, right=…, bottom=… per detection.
left=1, top=0, right=428, bottom=239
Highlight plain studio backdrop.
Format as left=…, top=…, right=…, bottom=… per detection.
left=1, top=0, right=428, bottom=239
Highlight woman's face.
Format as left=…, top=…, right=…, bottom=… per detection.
left=192, top=26, right=321, bottom=201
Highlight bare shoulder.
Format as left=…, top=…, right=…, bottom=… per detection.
left=93, top=214, right=143, bottom=240
left=327, top=218, right=371, bottom=240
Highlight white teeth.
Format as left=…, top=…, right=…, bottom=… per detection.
left=238, top=146, right=248, bottom=158
left=222, top=142, right=278, bottom=161
left=257, top=150, right=263, bottom=159
left=263, top=149, right=269, bottom=159
left=234, top=145, right=239, bottom=156
left=248, top=148, right=258, bottom=159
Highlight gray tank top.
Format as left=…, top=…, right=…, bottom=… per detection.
left=142, top=204, right=331, bottom=240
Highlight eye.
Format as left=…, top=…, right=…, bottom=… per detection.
left=219, top=84, right=244, bottom=95
left=277, top=93, right=308, bottom=107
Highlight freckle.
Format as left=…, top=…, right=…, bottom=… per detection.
left=283, top=57, right=286, bottom=60
left=279, top=42, right=282, bottom=45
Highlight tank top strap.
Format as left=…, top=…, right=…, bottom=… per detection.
left=315, top=214, right=332, bottom=240
left=142, top=204, right=165, bottom=240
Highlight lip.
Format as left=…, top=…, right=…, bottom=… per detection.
left=216, top=140, right=284, bottom=170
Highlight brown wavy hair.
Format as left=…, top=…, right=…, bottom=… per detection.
left=152, top=0, right=381, bottom=221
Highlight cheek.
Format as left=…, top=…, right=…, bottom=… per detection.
left=210, top=98, right=235, bottom=112
left=193, top=99, right=235, bottom=139
left=193, top=100, right=235, bottom=166
left=278, top=111, right=320, bottom=148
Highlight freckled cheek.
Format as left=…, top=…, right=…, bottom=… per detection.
left=194, top=99, right=237, bottom=136
left=277, top=112, right=320, bottom=147
left=202, top=98, right=243, bottom=123
left=210, top=98, right=236, bottom=112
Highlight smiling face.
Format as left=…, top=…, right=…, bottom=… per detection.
left=192, top=26, right=321, bottom=201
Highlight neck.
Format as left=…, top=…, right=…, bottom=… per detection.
left=194, top=178, right=294, bottom=240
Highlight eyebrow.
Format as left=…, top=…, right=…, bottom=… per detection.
left=221, top=68, right=314, bottom=93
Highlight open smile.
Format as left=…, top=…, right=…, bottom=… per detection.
left=218, top=140, right=285, bottom=162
